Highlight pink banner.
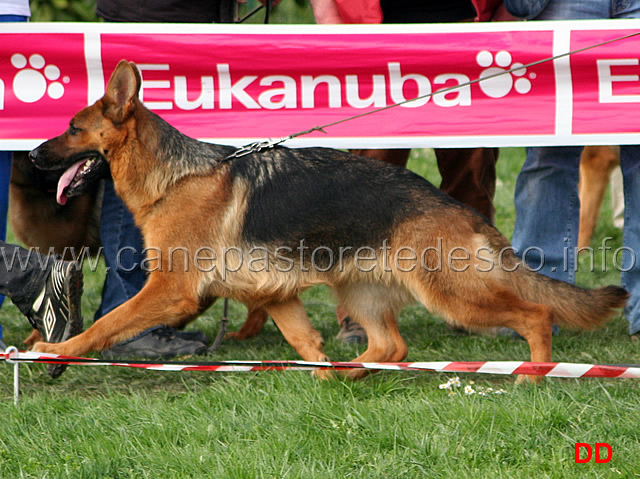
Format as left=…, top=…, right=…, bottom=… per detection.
left=1, top=21, right=640, bottom=149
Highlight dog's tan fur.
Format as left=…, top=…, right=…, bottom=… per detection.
left=578, top=146, right=621, bottom=249
left=30, top=61, right=629, bottom=383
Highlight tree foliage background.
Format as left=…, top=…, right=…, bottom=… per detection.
left=30, top=0, right=98, bottom=21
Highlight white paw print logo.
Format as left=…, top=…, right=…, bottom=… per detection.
left=11, top=53, right=68, bottom=103
left=476, top=50, right=535, bottom=99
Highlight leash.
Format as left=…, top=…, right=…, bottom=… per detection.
left=208, top=297, right=230, bottom=352
left=236, top=0, right=273, bottom=24
left=225, top=29, right=640, bottom=159
left=218, top=1, right=274, bottom=334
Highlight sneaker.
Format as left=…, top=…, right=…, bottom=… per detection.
left=27, top=259, right=84, bottom=379
left=101, top=326, right=207, bottom=360
left=175, top=329, right=208, bottom=344
left=336, top=316, right=367, bottom=344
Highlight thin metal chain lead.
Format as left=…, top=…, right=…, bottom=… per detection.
left=227, top=30, right=640, bottom=157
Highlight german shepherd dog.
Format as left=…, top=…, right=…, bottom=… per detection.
left=30, top=61, right=628, bottom=382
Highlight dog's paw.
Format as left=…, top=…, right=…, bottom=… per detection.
left=313, top=369, right=335, bottom=380
left=225, top=331, right=247, bottom=341
left=31, top=341, right=57, bottom=354
left=515, top=374, right=543, bottom=385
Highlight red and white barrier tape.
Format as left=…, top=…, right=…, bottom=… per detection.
left=2, top=350, right=640, bottom=379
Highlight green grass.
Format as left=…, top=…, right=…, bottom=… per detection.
left=2, top=148, right=640, bottom=478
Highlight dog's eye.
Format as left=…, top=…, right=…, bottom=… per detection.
left=69, top=124, right=81, bottom=135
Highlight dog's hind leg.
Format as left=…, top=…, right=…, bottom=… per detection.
left=23, top=329, right=42, bottom=347
left=32, top=275, right=203, bottom=357
left=335, top=284, right=408, bottom=380
left=412, top=278, right=553, bottom=383
left=578, top=146, right=620, bottom=249
left=227, top=307, right=270, bottom=340
left=262, top=297, right=331, bottom=377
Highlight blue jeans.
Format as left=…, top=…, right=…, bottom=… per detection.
left=95, top=179, right=147, bottom=319
left=0, top=15, right=29, bottom=22
left=534, top=0, right=640, bottom=19
left=513, top=0, right=640, bottom=335
left=0, top=152, right=11, bottom=308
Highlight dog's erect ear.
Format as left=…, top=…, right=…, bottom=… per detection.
left=103, top=60, right=142, bottom=123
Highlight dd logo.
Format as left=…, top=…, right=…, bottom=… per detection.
left=574, top=443, right=612, bottom=463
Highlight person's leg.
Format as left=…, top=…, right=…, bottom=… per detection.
left=0, top=15, right=29, bottom=22
left=95, top=179, right=147, bottom=318
left=97, top=179, right=207, bottom=357
left=435, top=148, right=498, bottom=223
left=533, top=0, right=609, bottom=21
left=610, top=166, right=625, bottom=229
left=503, top=146, right=582, bottom=339
left=512, top=146, right=582, bottom=283
left=0, top=152, right=9, bottom=242
left=613, top=0, right=640, bottom=19
left=618, top=146, right=640, bottom=336
left=0, top=151, right=11, bottom=308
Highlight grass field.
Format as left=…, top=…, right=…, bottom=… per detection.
left=1, top=148, right=639, bottom=478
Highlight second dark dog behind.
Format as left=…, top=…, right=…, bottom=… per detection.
left=10, top=151, right=102, bottom=258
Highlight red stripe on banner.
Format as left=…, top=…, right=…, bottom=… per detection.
left=581, top=365, right=627, bottom=378
left=512, top=363, right=557, bottom=376
left=442, top=362, right=484, bottom=373
left=3, top=352, right=640, bottom=379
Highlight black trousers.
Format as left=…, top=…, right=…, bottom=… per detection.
left=0, top=240, right=49, bottom=316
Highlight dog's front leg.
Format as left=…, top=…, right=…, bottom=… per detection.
left=263, top=297, right=332, bottom=379
left=32, top=276, right=202, bottom=357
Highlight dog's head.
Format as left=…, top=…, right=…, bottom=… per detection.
left=30, top=60, right=141, bottom=205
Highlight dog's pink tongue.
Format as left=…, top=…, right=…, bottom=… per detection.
left=56, top=160, right=84, bottom=205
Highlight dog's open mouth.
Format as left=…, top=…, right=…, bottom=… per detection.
left=57, top=156, right=104, bottom=205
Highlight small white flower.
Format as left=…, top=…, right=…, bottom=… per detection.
left=440, top=377, right=461, bottom=390
left=439, top=377, right=507, bottom=397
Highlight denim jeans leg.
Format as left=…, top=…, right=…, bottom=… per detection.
left=534, top=1, right=640, bottom=22
left=95, top=179, right=147, bottom=319
left=533, top=0, right=609, bottom=20
left=619, top=146, right=640, bottom=335
left=512, top=146, right=582, bottom=283
left=0, top=152, right=12, bottom=308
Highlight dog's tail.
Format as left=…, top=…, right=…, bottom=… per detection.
left=507, top=257, right=629, bottom=330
